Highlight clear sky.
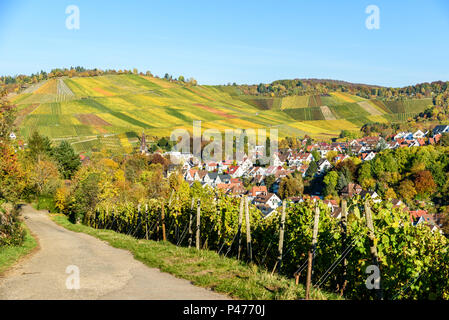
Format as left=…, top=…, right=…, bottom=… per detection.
left=1, top=0, right=448, bottom=87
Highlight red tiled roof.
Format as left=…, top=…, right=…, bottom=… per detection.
left=250, top=186, right=268, bottom=197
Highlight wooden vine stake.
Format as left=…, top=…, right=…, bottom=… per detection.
left=340, top=199, right=348, bottom=296
left=196, top=199, right=201, bottom=250
left=276, top=200, right=287, bottom=274
left=305, top=203, right=320, bottom=300
left=145, top=204, right=149, bottom=240
left=136, top=204, right=141, bottom=237
left=188, top=198, right=194, bottom=248
left=364, top=199, right=384, bottom=300
left=244, top=196, right=252, bottom=262
left=237, top=196, right=244, bottom=260
left=161, top=201, right=166, bottom=241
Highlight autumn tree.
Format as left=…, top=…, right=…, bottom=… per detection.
left=29, top=160, right=61, bottom=196
left=0, top=142, right=25, bottom=203
left=0, top=100, right=16, bottom=139
left=398, top=180, right=417, bottom=203
left=414, top=170, right=436, bottom=197
left=278, top=174, right=304, bottom=199
left=0, top=100, right=24, bottom=203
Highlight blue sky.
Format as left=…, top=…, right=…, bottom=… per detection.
left=0, top=0, right=448, bottom=87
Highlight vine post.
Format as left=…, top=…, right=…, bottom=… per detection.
left=161, top=201, right=167, bottom=241
left=136, top=204, right=141, bottom=238
left=244, top=196, right=252, bottom=263
left=364, top=199, right=384, bottom=300
left=340, top=199, right=348, bottom=296
left=145, top=203, right=149, bottom=240
left=196, top=199, right=201, bottom=250
left=188, top=197, right=194, bottom=248
left=306, top=203, right=320, bottom=300
left=276, top=200, right=287, bottom=274
left=237, top=196, right=244, bottom=260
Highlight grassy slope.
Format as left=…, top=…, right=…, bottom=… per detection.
left=0, top=224, right=37, bottom=275
left=50, top=214, right=341, bottom=300
left=12, top=75, right=433, bottom=153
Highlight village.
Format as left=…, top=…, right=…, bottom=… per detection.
left=150, top=125, right=449, bottom=233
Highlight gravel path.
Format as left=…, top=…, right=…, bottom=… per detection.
left=0, top=205, right=228, bottom=300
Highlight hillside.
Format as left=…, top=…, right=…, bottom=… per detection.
left=10, top=74, right=434, bottom=154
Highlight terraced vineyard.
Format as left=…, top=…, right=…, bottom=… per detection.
left=10, top=74, right=435, bottom=153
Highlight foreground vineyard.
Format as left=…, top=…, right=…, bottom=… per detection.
left=70, top=187, right=449, bottom=300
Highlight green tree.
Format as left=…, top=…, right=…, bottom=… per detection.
left=440, top=133, right=449, bottom=147
left=323, top=171, right=338, bottom=197
left=337, top=172, right=348, bottom=191
left=305, top=161, right=318, bottom=179
left=52, top=141, right=81, bottom=179
left=27, top=131, right=52, bottom=161
left=312, top=149, right=320, bottom=161
left=264, top=175, right=276, bottom=192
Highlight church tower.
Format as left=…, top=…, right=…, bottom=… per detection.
left=140, top=132, right=147, bottom=154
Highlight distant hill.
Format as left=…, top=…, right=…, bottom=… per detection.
left=8, top=74, right=434, bottom=154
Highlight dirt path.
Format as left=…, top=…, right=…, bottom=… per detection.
left=0, top=205, right=228, bottom=300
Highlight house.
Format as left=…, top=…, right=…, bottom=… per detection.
left=194, top=170, right=208, bottom=182
left=271, top=153, right=284, bottom=167
left=239, top=157, right=254, bottom=172
left=361, top=152, right=376, bottom=162
left=360, top=190, right=381, bottom=203
left=323, top=199, right=339, bottom=212
left=246, top=166, right=266, bottom=178
left=252, top=174, right=265, bottom=185
left=387, top=141, right=400, bottom=149
left=316, top=159, right=331, bottom=175
left=334, top=154, right=349, bottom=163
left=341, top=183, right=363, bottom=198
left=205, top=162, right=218, bottom=171
left=265, top=165, right=283, bottom=176
left=217, top=182, right=246, bottom=196
left=391, top=199, right=405, bottom=208
left=253, top=193, right=282, bottom=217
left=219, top=159, right=234, bottom=171
left=409, top=211, right=442, bottom=233
left=218, top=174, right=232, bottom=184
left=331, top=207, right=343, bottom=219
left=228, top=165, right=244, bottom=178
left=249, top=186, right=268, bottom=197
left=407, top=140, right=420, bottom=147
left=412, top=130, right=426, bottom=139
left=185, top=168, right=198, bottom=181
left=432, top=125, right=449, bottom=136
left=394, top=132, right=412, bottom=141
left=205, top=172, right=219, bottom=186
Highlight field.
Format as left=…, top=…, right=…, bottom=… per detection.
left=11, top=75, right=434, bottom=153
